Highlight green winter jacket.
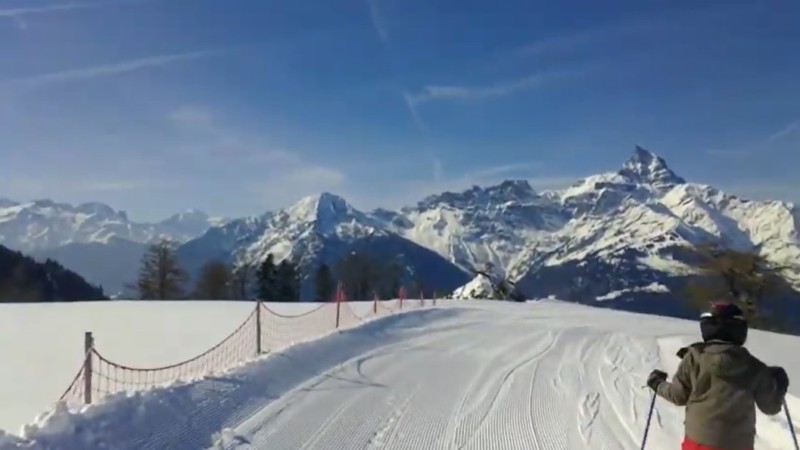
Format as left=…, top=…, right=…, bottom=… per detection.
left=656, top=341, right=784, bottom=450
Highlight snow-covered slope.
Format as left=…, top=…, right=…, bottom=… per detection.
left=0, top=200, right=225, bottom=252
left=2, top=300, right=799, bottom=449
left=378, top=180, right=569, bottom=277
left=177, top=193, right=470, bottom=297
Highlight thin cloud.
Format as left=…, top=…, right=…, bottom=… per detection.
left=408, top=74, right=546, bottom=104
left=283, top=166, right=346, bottom=186
left=705, top=117, right=800, bottom=159
left=1, top=49, right=229, bottom=91
left=165, top=104, right=348, bottom=209
left=77, top=179, right=177, bottom=192
left=168, top=105, right=215, bottom=130
left=767, top=119, right=800, bottom=143
left=0, top=0, right=150, bottom=30
left=0, top=176, right=174, bottom=198
left=247, top=166, right=347, bottom=209
left=469, top=163, right=543, bottom=180
left=407, top=66, right=597, bottom=106
left=402, top=91, right=426, bottom=130
left=0, top=1, right=117, bottom=17
left=431, top=156, right=444, bottom=182
left=515, top=2, right=753, bottom=61
left=366, top=0, right=388, bottom=42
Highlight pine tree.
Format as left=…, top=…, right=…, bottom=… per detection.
left=257, top=253, right=278, bottom=300
left=193, top=260, right=232, bottom=300
left=336, top=252, right=379, bottom=300
left=275, top=259, right=300, bottom=302
left=231, top=263, right=255, bottom=300
left=383, top=262, right=402, bottom=299
left=134, top=239, right=188, bottom=300
left=314, top=263, right=335, bottom=301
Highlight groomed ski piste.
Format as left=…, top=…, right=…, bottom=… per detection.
left=1, top=299, right=798, bottom=450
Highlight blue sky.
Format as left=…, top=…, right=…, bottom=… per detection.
left=0, top=0, right=798, bottom=221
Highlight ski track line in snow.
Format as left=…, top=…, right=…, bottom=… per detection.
left=445, top=328, right=554, bottom=449
left=215, top=310, right=481, bottom=450
left=454, top=329, right=558, bottom=450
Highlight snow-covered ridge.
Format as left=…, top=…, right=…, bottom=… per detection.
left=0, top=200, right=228, bottom=252
left=2, top=146, right=798, bottom=299
left=391, top=148, right=798, bottom=290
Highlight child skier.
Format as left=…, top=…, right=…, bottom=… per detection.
left=646, top=302, right=790, bottom=450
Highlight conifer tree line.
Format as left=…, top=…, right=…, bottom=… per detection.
left=0, top=244, right=107, bottom=302
left=122, top=238, right=800, bottom=329
left=129, top=239, right=415, bottom=301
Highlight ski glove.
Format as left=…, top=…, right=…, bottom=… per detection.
left=769, top=366, right=789, bottom=395
left=647, top=369, right=668, bottom=391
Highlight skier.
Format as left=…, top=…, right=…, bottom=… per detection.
left=646, top=301, right=790, bottom=450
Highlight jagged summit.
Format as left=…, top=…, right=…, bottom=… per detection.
left=75, top=202, right=121, bottom=218
left=415, top=179, right=539, bottom=210
left=287, top=192, right=353, bottom=223
left=484, top=179, right=536, bottom=200
left=618, top=146, right=686, bottom=187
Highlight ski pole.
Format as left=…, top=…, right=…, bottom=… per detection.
left=785, top=400, right=799, bottom=450
left=641, top=391, right=657, bottom=450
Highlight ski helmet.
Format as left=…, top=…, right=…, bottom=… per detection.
left=700, top=301, right=748, bottom=345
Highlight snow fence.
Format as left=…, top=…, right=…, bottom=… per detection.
left=56, top=294, right=438, bottom=409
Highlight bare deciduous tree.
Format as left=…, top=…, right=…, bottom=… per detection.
left=134, top=239, right=188, bottom=300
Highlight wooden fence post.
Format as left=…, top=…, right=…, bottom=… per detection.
left=256, top=299, right=262, bottom=355
left=335, top=282, right=342, bottom=328
left=84, top=332, right=94, bottom=404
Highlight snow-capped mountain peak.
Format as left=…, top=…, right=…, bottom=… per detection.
left=0, top=198, right=222, bottom=252
left=75, top=202, right=126, bottom=219
left=484, top=179, right=536, bottom=201
left=618, top=146, right=686, bottom=188
left=288, top=192, right=354, bottom=224
left=415, top=179, right=540, bottom=211
left=230, top=193, right=387, bottom=268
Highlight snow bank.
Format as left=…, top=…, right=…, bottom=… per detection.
left=0, top=300, right=387, bottom=436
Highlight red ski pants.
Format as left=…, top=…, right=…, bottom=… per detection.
left=682, top=437, right=751, bottom=450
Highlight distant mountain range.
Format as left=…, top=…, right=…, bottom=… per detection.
left=1, top=147, right=798, bottom=318
left=0, top=201, right=226, bottom=294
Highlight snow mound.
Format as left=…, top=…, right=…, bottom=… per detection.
left=450, top=275, right=496, bottom=299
